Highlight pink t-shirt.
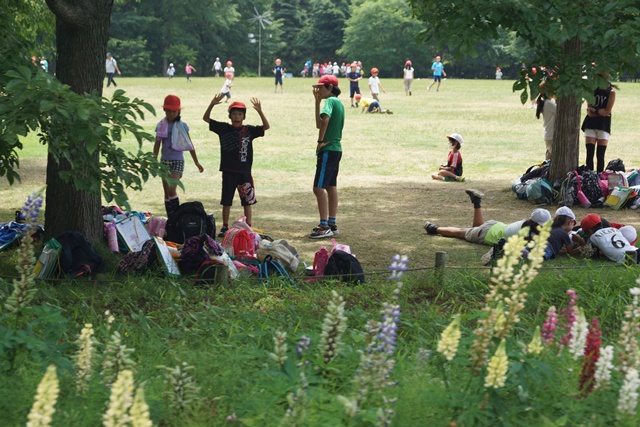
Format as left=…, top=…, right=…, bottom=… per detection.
left=185, top=65, right=195, bottom=74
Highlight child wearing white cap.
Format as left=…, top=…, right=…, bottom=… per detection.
left=424, top=189, right=551, bottom=246
left=544, top=207, right=585, bottom=260
left=431, top=133, right=464, bottom=182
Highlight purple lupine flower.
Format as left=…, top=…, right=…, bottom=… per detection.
left=560, top=290, right=579, bottom=346
left=19, top=190, right=44, bottom=234
left=378, top=303, right=400, bottom=355
left=541, top=306, right=558, bottom=345
left=388, top=254, right=409, bottom=280
left=296, top=336, right=311, bottom=356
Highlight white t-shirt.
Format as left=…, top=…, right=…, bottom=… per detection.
left=224, top=66, right=235, bottom=77
left=106, top=57, right=118, bottom=73
left=404, top=67, right=414, bottom=79
left=167, top=66, right=175, bottom=76
left=214, top=60, right=221, bottom=71
left=590, top=227, right=636, bottom=263
left=221, top=78, right=232, bottom=94
left=369, top=76, right=380, bottom=94
left=332, top=65, right=340, bottom=75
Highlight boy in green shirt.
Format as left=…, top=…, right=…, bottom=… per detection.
left=310, top=75, right=344, bottom=239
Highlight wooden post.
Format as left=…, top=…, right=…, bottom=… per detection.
left=435, top=251, right=446, bottom=285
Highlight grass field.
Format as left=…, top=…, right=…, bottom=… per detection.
left=2, top=77, right=640, bottom=425
left=2, top=76, right=640, bottom=272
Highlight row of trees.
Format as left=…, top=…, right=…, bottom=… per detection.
left=105, top=0, right=535, bottom=79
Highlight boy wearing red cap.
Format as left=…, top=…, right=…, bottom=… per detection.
left=368, top=68, right=385, bottom=101
left=203, top=94, right=270, bottom=237
left=154, top=95, right=204, bottom=217
left=580, top=213, right=638, bottom=263
left=310, top=75, right=344, bottom=238
left=273, top=58, right=286, bottom=93
left=220, top=73, right=233, bottom=102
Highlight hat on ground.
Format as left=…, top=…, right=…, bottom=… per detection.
left=554, top=206, right=576, bottom=220
left=620, top=225, right=638, bottom=246
left=228, top=101, right=246, bottom=112
left=447, top=133, right=464, bottom=145
left=371, top=67, right=379, bottom=74
left=355, top=94, right=362, bottom=100
left=313, top=75, right=339, bottom=87
left=530, top=208, right=551, bottom=225
left=580, top=213, right=602, bottom=231
left=162, top=95, right=181, bottom=111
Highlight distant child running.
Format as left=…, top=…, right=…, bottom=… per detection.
left=368, top=68, right=385, bottom=101
left=431, top=133, right=464, bottom=182
left=428, top=55, right=446, bottom=91
left=203, top=94, right=270, bottom=237
left=355, top=94, right=393, bottom=114
left=310, top=75, right=344, bottom=239
left=273, top=58, right=286, bottom=93
left=185, top=62, right=196, bottom=82
left=153, top=95, right=204, bottom=218
left=167, top=63, right=175, bottom=79
left=220, top=73, right=233, bottom=102
left=544, top=207, right=584, bottom=260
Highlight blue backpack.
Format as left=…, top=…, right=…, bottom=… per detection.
left=259, top=255, right=296, bottom=287
left=525, top=178, right=555, bottom=205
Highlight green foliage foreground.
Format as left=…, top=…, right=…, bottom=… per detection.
left=2, top=192, right=640, bottom=426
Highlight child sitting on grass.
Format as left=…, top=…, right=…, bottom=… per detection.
left=544, top=207, right=584, bottom=260
left=431, top=133, right=464, bottom=182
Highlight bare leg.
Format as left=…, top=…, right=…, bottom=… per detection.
left=472, top=207, right=484, bottom=227
left=243, top=205, right=252, bottom=226
left=434, top=227, right=468, bottom=239
left=222, top=205, right=231, bottom=226
left=327, top=186, right=338, bottom=218
left=313, top=187, right=328, bottom=221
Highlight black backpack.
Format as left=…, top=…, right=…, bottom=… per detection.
left=324, top=250, right=365, bottom=285
left=165, top=201, right=215, bottom=244
left=520, top=160, right=550, bottom=182
left=580, top=170, right=604, bottom=208
left=606, top=158, right=625, bottom=172
left=55, top=231, right=105, bottom=278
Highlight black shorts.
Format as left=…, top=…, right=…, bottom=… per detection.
left=221, top=172, right=256, bottom=206
left=433, top=75, right=442, bottom=82
left=275, top=76, right=283, bottom=85
left=350, top=85, right=361, bottom=98
left=313, top=151, right=342, bottom=189
left=368, top=101, right=380, bottom=112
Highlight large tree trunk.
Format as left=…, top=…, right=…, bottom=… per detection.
left=549, top=37, right=583, bottom=184
left=44, top=0, right=114, bottom=242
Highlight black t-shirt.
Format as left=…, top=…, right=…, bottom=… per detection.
left=581, top=84, right=612, bottom=133
left=546, top=227, right=571, bottom=259
left=273, top=66, right=284, bottom=78
left=347, top=71, right=361, bottom=87
left=208, top=120, right=265, bottom=172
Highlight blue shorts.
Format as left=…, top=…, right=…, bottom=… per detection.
left=368, top=101, right=380, bottom=113
left=221, top=91, right=231, bottom=99
left=433, top=75, right=442, bottom=82
left=314, top=151, right=342, bottom=189
left=275, top=76, right=283, bottom=85
left=350, top=85, right=361, bottom=98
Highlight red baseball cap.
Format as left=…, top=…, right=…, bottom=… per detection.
left=355, top=94, right=362, bottom=100
left=405, top=60, right=412, bottom=66
left=580, top=213, right=602, bottom=231
left=371, top=67, right=379, bottom=74
left=313, top=75, right=339, bottom=87
left=162, top=95, right=181, bottom=111
left=228, top=101, right=246, bottom=111
left=227, top=60, right=232, bottom=66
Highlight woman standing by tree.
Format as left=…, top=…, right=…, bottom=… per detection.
left=581, top=73, right=617, bottom=172
left=535, top=83, right=556, bottom=161
left=403, top=60, right=414, bottom=96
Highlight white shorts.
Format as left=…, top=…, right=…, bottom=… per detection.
left=584, top=129, right=610, bottom=141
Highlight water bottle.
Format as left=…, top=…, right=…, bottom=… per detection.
left=105, top=222, right=119, bottom=252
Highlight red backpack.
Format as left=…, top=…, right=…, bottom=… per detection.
left=221, top=228, right=256, bottom=260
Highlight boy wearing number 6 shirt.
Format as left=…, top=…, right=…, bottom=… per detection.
left=580, top=213, right=639, bottom=263
left=203, top=94, right=269, bottom=237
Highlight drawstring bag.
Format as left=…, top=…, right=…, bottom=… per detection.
left=171, top=120, right=195, bottom=151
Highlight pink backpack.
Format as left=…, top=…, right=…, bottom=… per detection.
left=313, top=246, right=329, bottom=277
left=221, top=228, right=256, bottom=260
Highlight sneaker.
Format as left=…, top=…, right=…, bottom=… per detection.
left=424, top=221, right=438, bottom=235
left=309, top=225, right=333, bottom=239
left=465, top=189, right=484, bottom=205
left=456, top=176, right=465, bottom=182
left=351, top=105, right=356, bottom=108
left=217, top=226, right=229, bottom=238
left=387, top=110, right=393, bottom=115
left=315, top=224, right=339, bottom=235
left=409, top=91, right=412, bottom=96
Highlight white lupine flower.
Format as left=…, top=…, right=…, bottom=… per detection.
left=103, top=370, right=135, bottom=427
left=437, top=317, right=461, bottom=361
left=27, top=365, right=59, bottom=427
left=130, top=386, right=153, bottom=427
left=75, top=323, right=96, bottom=393
left=594, top=345, right=615, bottom=389
left=617, top=368, right=640, bottom=416
left=485, top=340, right=509, bottom=389
left=569, top=308, right=589, bottom=360
left=269, top=331, right=288, bottom=365
left=319, top=291, right=347, bottom=364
